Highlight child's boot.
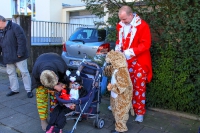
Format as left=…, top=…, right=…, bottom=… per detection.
left=59, top=129, right=62, bottom=133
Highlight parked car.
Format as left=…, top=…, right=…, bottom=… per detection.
left=61, top=27, right=115, bottom=69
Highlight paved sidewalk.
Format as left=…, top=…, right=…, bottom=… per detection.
left=0, top=66, right=199, bottom=133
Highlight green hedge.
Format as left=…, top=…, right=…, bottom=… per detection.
left=140, top=0, right=200, bottom=115
left=83, top=0, right=200, bottom=115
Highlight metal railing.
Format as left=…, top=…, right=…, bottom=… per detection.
left=31, top=20, right=94, bottom=44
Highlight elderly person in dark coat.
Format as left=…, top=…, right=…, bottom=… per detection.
left=31, top=52, right=68, bottom=131
left=0, top=15, right=33, bottom=98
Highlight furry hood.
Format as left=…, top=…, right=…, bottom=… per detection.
left=105, top=50, right=127, bottom=69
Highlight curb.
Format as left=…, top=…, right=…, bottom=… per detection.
left=102, top=97, right=200, bottom=121
left=148, top=107, right=200, bottom=121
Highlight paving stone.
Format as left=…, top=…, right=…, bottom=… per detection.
left=165, top=120, right=199, bottom=133
left=13, top=119, right=44, bottom=133
left=139, top=126, right=164, bottom=133
left=140, top=113, right=170, bottom=131
left=0, top=124, right=20, bottom=133
left=0, top=113, right=33, bottom=128
left=87, top=127, right=111, bottom=133
left=1, top=99, right=29, bottom=108
left=0, top=104, right=5, bottom=109
left=0, top=107, right=17, bottom=119
left=13, top=103, right=37, bottom=115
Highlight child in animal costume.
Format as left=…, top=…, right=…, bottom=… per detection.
left=46, top=70, right=87, bottom=133
left=104, top=50, right=133, bottom=133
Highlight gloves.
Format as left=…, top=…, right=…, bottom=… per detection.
left=124, top=48, right=135, bottom=60
left=115, top=44, right=122, bottom=52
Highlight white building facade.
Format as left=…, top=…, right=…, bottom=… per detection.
left=0, top=0, right=104, bottom=25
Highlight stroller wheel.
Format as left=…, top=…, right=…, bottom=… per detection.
left=93, top=118, right=105, bottom=129
left=97, top=118, right=105, bottom=129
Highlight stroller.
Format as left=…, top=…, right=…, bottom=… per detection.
left=55, top=61, right=105, bottom=133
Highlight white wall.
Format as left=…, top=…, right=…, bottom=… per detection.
left=50, top=0, right=63, bottom=22
left=0, top=0, right=13, bottom=19
left=61, top=1, right=108, bottom=25
left=35, top=0, right=50, bottom=21
left=64, top=0, right=84, bottom=5
left=35, top=0, right=64, bottom=22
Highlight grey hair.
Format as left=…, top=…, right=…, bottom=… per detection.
left=0, top=15, right=6, bottom=22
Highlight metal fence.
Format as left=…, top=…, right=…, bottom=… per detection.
left=31, top=20, right=94, bottom=44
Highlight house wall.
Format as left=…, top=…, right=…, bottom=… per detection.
left=0, top=0, right=106, bottom=24
left=0, top=0, right=13, bottom=19
left=64, top=0, right=84, bottom=5
left=49, top=0, right=63, bottom=22
left=35, top=0, right=50, bottom=21
left=61, top=1, right=108, bottom=25
left=35, top=0, right=64, bottom=22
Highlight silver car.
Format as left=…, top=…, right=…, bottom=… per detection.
left=61, top=27, right=115, bottom=69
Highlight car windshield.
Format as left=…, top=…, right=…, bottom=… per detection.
left=69, top=28, right=106, bottom=42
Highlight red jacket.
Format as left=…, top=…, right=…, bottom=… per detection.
left=116, top=19, right=152, bottom=83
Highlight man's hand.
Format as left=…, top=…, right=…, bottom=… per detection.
left=115, top=44, right=122, bottom=52
left=54, top=82, right=66, bottom=92
left=124, top=48, right=135, bottom=60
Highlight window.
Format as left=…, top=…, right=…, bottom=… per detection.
left=14, top=0, right=35, bottom=19
left=69, top=28, right=106, bottom=43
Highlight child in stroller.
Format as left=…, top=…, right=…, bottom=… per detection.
left=48, top=61, right=105, bottom=133
left=46, top=70, right=87, bottom=133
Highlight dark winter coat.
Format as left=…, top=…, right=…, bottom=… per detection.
left=0, top=20, right=29, bottom=64
left=31, top=52, right=68, bottom=89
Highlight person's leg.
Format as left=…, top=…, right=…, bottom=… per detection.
left=111, top=97, right=131, bottom=132
left=55, top=107, right=71, bottom=129
left=46, top=105, right=63, bottom=132
left=36, top=86, right=49, bottom=131
left=131, top=62, right=147, bottom=122
left=49, top=106, right=71, bottom=133
left=15, top=59, right=32, bottom=92
left=6, top=63, right=19, bottom=92
left=128, top=60, right=147, bottom=122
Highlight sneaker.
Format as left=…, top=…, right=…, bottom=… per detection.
left=46, top=126, right=54, bottom=133
left=135, top=115, right=144, bottom=122
left=108, top=105, right=112, bottom=111
left=27, top=92, right=33, bottom=98
left=6, top=91, right=19, bottom=96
